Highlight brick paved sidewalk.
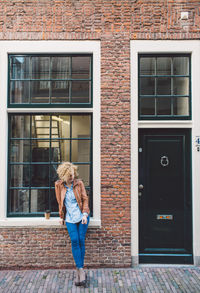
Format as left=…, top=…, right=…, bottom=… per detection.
left=0, top=265, right=200, bottom=293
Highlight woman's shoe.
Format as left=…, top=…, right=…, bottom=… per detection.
left=79, top=268, right=86, bottom=286
left=75, top=268, right=81, bottom=286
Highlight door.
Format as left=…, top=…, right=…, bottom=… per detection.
left=139, top=129, right=193, bottom=264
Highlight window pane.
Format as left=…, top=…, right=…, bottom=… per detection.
left=10, top=81, right=30, bottom=103
left=51, top=140, right=70, bottom=162
left=157, top=77, right=171, bottom=95
left=30, top=189, right=49, bottom=212
left=140, top=77, right=155, bottom=95
left=9, top=189, right=29, bottom=213
left=31, top=81, right=50, bottom=103
left=32, top=144, right=50, bottom=162
left=72, top=56, right=91, bottom=79
left=50, top=165, right=59, bottom=187
left=10, top=165, right=30, bottom=187
left=72, top=140, right=90, bottom=162
left=51, top=57, right=70, bottom=79
left=78, top=164, right=90, bottom=186
left=9, top=54, right=92, bottom=106
left=173, top=57, right=189, bottom=75
left=140, top=57, right=155, bottom=75
left=140, top=98, right=155, bottom=115
left=173, top=77, right=189, bottom=95
left=10, top=140, right=30, bottom=162
left=32, top=57, right=50, bottom=79
left=51, top=81, right=69, bottom=103
left=173, top=97, right=189, bottom=116
left=72, top=115, right=91, bottom=138
left=31, top=164, right=49, bottom=187
left=156, top=57, right=171, bottom=75
left=11, top=115, right=30, bottom=138
left=10, top=56, right=30, bottom=79
left=50, top=189, right=59, bottom=212
left=32, top=115, right=50, bottom=139
left=52, top=115, right=70, bottom=138
left=71, top=81, right=90, bottom=103
left=157, top=98, right=171, bottom=115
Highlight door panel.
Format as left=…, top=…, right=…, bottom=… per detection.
left=139, top=129, right=192, bottom=264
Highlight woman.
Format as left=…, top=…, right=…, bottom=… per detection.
left=55, top=162, right=90, bottom=287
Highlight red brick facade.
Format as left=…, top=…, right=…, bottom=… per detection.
left=0, top=0, right=200, bottom=269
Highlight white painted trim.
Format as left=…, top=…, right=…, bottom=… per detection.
left=0, top=41, right=101, bottom=227
left=0, top=217, right=101, bottom=228
left=131, top=40, right=200, bottom=265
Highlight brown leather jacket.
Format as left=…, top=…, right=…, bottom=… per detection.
left=55, top=179, right=90, bottom=224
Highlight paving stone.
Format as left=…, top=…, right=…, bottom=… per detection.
left=0, top=266, right=200, bottom=293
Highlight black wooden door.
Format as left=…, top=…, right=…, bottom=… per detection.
left=139, top=129, right=193, bottom=264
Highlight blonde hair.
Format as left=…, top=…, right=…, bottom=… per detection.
left=56, top=162, right=78, bottom=182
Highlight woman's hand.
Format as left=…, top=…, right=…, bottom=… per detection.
left=82, top=215, right=87, bottom=224
left=59, top=219, right=64, bottom=225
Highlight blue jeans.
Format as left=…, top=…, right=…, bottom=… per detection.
left=66, top=216, right=90, bottom=269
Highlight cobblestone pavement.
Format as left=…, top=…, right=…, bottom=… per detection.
left=0, top=265, right=200, bottom=293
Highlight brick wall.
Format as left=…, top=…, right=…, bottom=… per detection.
left=0, top=0, right=199, bottom=269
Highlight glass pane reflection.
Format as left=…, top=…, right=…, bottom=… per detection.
left=157, top=57, right=171, bottom=75
left=71, top=81, right=90, bottom=103
left=72, top=56, right=90, bottom=79
left=30, top=189, right=49, bottom=212
left=78, top=164, right=90, bottom=186
left=10, top=189, right=29, bottom=213
left=140, top=98, right=155, bottom=115
left=52, top=57, right=70, bottom=79
left=10, top=81, right=30, bottom=104
left=72, top=140, right=90, bottom=162
left=173, top=97, right=189, bottom=116
left=50, top=189, right=59, bottom=212
left=11, top=115, right=30, bottom=138
left=140, top=77, right=155, bottom=95
left=173, top=57, right=189, bottom=75
left=173, top=77, right=189, bottom=95
left=32, top=57, right=50, bottom=79
left=51, top=115, right=70, bottom=138
left=72, top=115, right=91, bottom=138
left=10, top=165, right=30, bottom=187
left=157, top=98, right=171, bottom=115
left=10, top=140, right=30, bottom=162
left=10, top=56, right=30, bottom=79
left=51, top=81, right=69, bottom=103
left=157, top=77, right=171, bottom=95
left=31, top=164, right=49, bottom=187
left=31, top=81, right=50, bottom=103
left=140, top=57, right=155, bottom=75
left=51, top=140, right=70, bottom=162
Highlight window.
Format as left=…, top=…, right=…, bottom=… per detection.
left=9, top=55, right=92, bottom=107
left=7, top=53, right=94, bottom=217
left=8, top=113, right=92, bottom=216
left=139, top=54, right=191, bottom=119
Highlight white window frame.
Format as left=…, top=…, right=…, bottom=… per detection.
left=0, top=41, right=101, bottom=227
left=131, top=40, right=200, bottom=265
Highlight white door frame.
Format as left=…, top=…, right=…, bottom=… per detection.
left=130, top=40, right=200, bottom=266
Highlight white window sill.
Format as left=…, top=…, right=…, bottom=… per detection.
left=0, top=217, right=101, bottom=228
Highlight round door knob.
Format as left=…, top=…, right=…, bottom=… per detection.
left=139, top=184, right=144, bottom=190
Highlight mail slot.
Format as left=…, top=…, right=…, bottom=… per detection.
left=157, top=214, right=173, bottom=220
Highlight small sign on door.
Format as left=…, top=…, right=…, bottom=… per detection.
left=195, top=136, right=200, bottom=152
